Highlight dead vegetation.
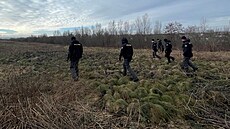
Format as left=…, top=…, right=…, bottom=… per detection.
left=0, top=41, right=229, bottom=128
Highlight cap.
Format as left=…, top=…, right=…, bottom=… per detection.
left=122, top=38, right=128, bottom=44
left=181, top=36, right=187, bottom=39
left=71, top=36, right=76, bottom=40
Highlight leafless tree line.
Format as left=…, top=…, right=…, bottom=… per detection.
left=9, top=14, right=230, bottom=51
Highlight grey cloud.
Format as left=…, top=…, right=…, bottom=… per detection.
left=0, top=0, right=91, bottom=31
left=0, top=0, right=230, bottom=38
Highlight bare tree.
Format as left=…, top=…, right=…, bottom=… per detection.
left=129, top=23, right=135, bottom=35
left=95, top=23, right=103, bottom=36
left=117, top=20, right=124, bottom=35
left=63, top=30, right=72, bottom=37
left=108, top=20, right=117, bottom=35
left=185, top=25, right=199, bottom=33
left=134, top=13, right=152, bottom=35
left=200, top=17, right=208, bottom=33
left=91, top=25, right=96, bottom=35
left=223, top=20, right=230, bottom=32
left=164, top=21, right=184, bottom=34
left=135, top=16, right=142, bottom=34
left=123, top=21, right=130, bottom=35
left=53, top=30, right=61, bottom=36
left=142, top=13, right=152, bottom=35
left=154, top=20, right=162, bottom=34
left=84, top=27, right=92, bottom=36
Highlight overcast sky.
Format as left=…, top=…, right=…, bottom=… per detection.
left=0, top=0, right=230, bottom=38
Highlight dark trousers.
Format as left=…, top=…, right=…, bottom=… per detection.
left=153, top=51, right=161, bottom=59
left=183, top=57, right=197, bottom=71
left=165, top=51, right=174, bottom=63
left=123, top=59, right=138, bottom=80
left=158, top=46, right=164, bottom=53
left=70, top=59, right=79, bottom=79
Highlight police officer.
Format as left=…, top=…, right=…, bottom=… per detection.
left=164, top=39, right=175, bottom=64
left=119, top=38, right=139, bottom=82
left=181, top=36, right=198, bottom=72
left=67, top=37, right=83, bottom=81
left=151, top=39, right=161, bottom=59
left=157, top=39, right=164, bottom=53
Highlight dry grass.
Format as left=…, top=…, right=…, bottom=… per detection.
left=0, top=41, right=229, bottom=128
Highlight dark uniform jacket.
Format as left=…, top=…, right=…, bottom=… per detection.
left=158, top=40, right=164, bottom=49
left=67, top=40, right=83, bottom=61
left=152, top=41, right=158, bottom=52
left=165, top=41, right=172, bottom=53
left=119, top=43, right=133, bottom=61
left=182, top=41, right=193, bottom=57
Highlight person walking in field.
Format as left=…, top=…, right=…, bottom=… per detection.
left=164, top=39, right=175, bottom=64
left=67, top=36, right=83, bottom=81
left=181, top=36, right=198, bottom=73
left=151, top=39, right=161, bottom=59
left=157, top=39, right=164, bottom=53
left=119, top=38, right=139, bottom=82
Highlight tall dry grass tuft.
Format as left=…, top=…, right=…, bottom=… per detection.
left=0, top=72, right=117, bottom=128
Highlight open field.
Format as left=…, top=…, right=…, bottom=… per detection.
left=0, top=41, right=230, bottom=129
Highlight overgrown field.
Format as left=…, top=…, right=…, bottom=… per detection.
left=0, top=41, right=229, bottom=129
